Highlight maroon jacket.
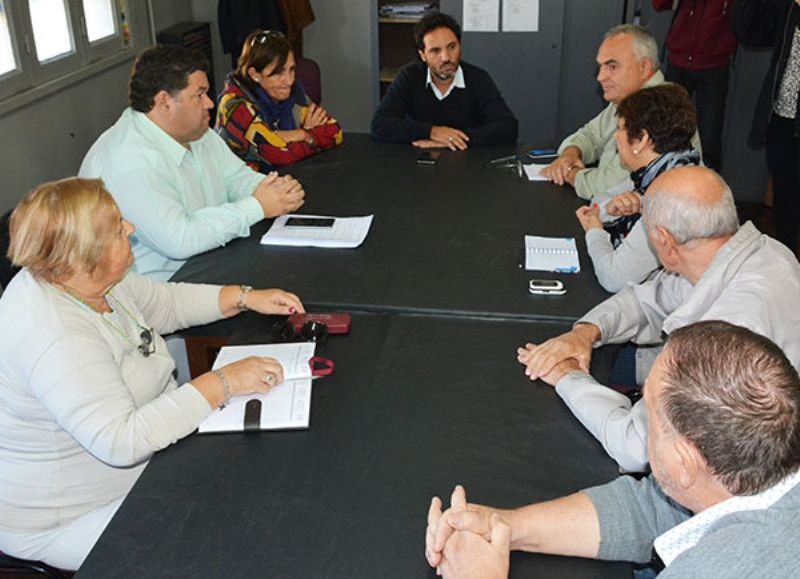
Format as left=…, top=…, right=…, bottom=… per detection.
left=653, top=0, right=738, bottom=70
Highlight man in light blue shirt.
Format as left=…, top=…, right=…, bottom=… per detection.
left=80, top=45, right=305, bottom=280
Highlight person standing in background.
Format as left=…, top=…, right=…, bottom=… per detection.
left=652, top=0, right=737, bottom=172
left=733, top=0, right=800, bottom=257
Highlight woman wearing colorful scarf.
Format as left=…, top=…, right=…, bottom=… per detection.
left=575, top=84, right=701, bottom=293
left=216, top=30, right=343, bottom=172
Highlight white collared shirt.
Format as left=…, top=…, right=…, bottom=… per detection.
left=655, top=468, right=800, bottom=567
left=425, top=65, right=465, bottom=101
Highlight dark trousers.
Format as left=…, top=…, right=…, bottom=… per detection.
left=766, top=115, right=800, bottom=253
left=665, top=63, right=730, bottom=172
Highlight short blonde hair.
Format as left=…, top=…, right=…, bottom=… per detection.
left=8, top=177, right=119, bottom=281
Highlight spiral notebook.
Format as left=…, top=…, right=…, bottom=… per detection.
left=524, top=235, right=580, bottom=273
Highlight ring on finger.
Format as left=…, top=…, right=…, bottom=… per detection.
left=264, top=372, right=275, bottom=385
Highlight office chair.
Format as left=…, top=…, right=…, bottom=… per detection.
left=0, top=551, right=74, bottom=578
left=0, top=210, right=20, bottom=290
left=296, top=56, right=322, bottom=104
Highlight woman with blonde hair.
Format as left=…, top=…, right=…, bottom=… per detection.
left=216, top=29, right=343, bottom=171
left=0, top=177, right=304, bottom=570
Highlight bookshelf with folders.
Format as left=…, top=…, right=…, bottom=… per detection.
left=377, top=1, right=439, bottom=98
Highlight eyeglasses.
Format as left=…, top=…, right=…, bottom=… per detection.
left=278, top=320, right=329, bottom=345
left=138, top=326, right=155, bottom=357
left=250, top=29, right=285, bottom=48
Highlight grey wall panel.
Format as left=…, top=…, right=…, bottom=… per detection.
left=720, top=48, right=771, bottom=202
left=556, top=0, right=627, bottom=142
left=304, top=0, right=377, bottom=133
left=440, top=0, right=565, bottom=143
left=0, top=63, right=131, bottom=214
left=191, top=0, right=231, bottom=95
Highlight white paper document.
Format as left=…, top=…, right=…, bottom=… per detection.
left=525, top=235, right=580, bottom=273
left=198, top=342, right=316, bottom=433
left=261, top=214, right=374, bottom=248
left=463, top=0, right=500, bottom=32
left=523, top=163, right=549, bottom=181
left=503, top=0, right=539, bottom=32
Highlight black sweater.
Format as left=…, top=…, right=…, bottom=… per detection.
left=370, top=61, right=518, bottom=145
left=733, top=0, right=800, bottom=146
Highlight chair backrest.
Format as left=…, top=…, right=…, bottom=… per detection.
left=0, top=550, right=74, bottom=578
left=295, top=56, right=321, bottom=104
left=0, top=210, right=20, bottom=290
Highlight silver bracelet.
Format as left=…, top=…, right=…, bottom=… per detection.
left=214, top=369, right=232, bottom=408
left=237, top=285, right=253, bottom=312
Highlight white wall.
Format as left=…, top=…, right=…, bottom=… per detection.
left=303, top=0, right=377, bottom=133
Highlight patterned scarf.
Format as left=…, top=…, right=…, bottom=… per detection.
left=606, top=149, right=702, bottom=248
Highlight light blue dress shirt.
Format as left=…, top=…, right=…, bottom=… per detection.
left=80, top=108, right=265, bottom=280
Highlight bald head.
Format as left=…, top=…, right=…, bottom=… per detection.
left=644, top=166, right=739, bottom=245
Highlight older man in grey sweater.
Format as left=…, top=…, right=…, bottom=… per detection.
left=426, top=322, right=800, bottom=578
left=519, top=166, right=800, bottom=472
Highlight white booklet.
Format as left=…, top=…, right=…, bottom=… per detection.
left=260, top=214, right=374, bottom=248
left=523, top=163, right=550, bottom=182
left=198, top=342, right=316, bottom=433
left=524, top=235, right=580, bottom=273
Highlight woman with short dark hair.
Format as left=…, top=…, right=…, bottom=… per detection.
left=215, top=30, right=343, bottom=172
left=576, top=84, right=701, bottom=292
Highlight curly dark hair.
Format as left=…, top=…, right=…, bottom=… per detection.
left=128, top=45, right=210, bottom=113
left=414, top=12, right=461, bottom=51
left=616, top=84, right=697, bottom=154
left=661, top=321, right=800, bottom=496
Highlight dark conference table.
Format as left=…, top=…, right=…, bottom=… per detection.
left=77, top=314, right=630, bottom=579
left=76, top=136, right=630, bottom=578
left=171, top=134, right=610, bottom=323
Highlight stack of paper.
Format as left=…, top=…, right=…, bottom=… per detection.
left=379, top=2, right=436, bottom=17
left=523, top=163, right=549, bottom=182
left=525, top=235, right=580, bottom=273
left=261, top=214, right=374, bottom=248
left=198, top=342, right=316, bottom=433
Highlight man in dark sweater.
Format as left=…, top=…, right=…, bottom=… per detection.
left=371, top=13, right=518, bottom=150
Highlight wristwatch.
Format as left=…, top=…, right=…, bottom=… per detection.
left=237, top=285, right=253, bottom=312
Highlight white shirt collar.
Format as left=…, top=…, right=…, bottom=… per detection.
left=425, top=65, right=465, bottom=101
left=654, top=468, right=800, bottom=567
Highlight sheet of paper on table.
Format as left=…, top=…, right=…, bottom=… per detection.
left=198, top=342, right=316, bottom=433
left=525, top=235, right=580, bottom=273
left=261, top=214, right=374, bottom=248
left=523, top=163, right=549, bottom=181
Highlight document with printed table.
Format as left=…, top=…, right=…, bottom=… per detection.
left=260, top=214, right=374, bottom=248
left=198, top=342, right=316, bottom=433
left=525, top=235, right=580, bottom=273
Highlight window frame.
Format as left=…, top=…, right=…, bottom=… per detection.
left=0, top=0, right=135, bottom=105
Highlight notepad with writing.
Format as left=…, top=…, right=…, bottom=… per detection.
left=525, top=235, right=580, bottom=273
left=198, top=342, right=316, bottom=434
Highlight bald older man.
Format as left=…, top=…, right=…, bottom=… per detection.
left=542, top=24, right=701, bottom=199
left=518, top=166, right=800, bottom=472
left=428, top=321, right=800, bottom=578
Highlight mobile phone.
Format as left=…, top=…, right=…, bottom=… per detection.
left=528, top=279, right=566, bottom=295
left=527, top=148, right=558, bottom=161
left=417, top=151, right=440, bottom=165
left=285, top=217, right=335, bottom=227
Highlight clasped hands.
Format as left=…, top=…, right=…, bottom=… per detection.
left=425, top=485, right=510, bottom=579
left=412, top=125, right=470, bottom=151
left=576, top=189, right=642, bottom=232
left=516, top=324, right=599, bottom=386
left=254, top=171, right=305, bottom=218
